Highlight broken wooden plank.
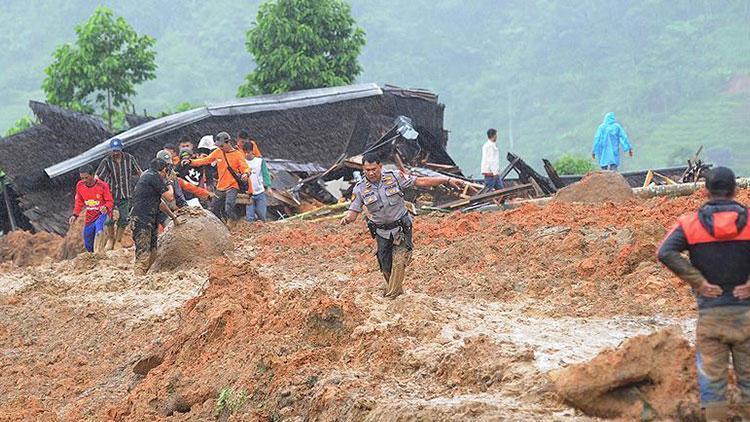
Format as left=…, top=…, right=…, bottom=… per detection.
left=436, top=183, right=533, bottom=209
left=542, top=159, right=566, bottom=189
left=643, top=170, right=654, bottom=188
left=507, top=153, right=557, bottom=195
left=424, top=162, right=460, bottom=173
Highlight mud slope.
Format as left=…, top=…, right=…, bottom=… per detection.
left=1, top=188, right=746, bottom=420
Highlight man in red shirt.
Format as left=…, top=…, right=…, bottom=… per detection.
left=69, top=165, right=114, bottom=253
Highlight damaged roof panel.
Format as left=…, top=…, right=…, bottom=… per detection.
left=46, top=84, right=383, bottom=178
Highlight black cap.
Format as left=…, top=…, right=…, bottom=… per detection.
left=706, top=166, right=736, bottom=196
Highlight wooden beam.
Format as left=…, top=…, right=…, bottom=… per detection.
left=643, top=170, right=654, bottom=188
left=435, top=183, right=533, bottom=209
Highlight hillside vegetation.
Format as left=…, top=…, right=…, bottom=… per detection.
left=0, top=0, right=748, bottom=173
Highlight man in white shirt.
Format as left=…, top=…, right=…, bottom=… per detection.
left=480, top=128, right=504, bottom=191
left=244, top=148, right=272, bottom=222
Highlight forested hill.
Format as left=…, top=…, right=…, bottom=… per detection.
left=1, top=0, right=749, bottom=174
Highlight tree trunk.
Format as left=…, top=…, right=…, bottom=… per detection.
left=107, top=89, right=112, bottom=130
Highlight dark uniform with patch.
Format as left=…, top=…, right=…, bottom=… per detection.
left=130, top=168, right=168, bottom=275
left=658, top=199, right=750, bottom=412
left=350, top=170, right=417, bottom=298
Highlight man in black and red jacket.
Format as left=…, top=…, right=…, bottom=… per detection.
left=658, top=166, right=750, bottom=420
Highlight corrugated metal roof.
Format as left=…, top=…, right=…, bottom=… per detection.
left=265, top=159, right=328, bottom=174
left=45, top=83, right=383, bottom=178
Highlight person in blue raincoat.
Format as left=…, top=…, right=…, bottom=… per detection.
left=592, top=112, right=633, bottom=171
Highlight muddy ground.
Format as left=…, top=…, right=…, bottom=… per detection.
left=2, top=187, right=748, bottom=420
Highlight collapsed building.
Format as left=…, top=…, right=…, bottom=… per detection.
left=0, top=84, right=458, bottom=235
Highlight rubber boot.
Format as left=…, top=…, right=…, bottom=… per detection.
left=147, top=250, right=157, bottom=270
left=705, top=406, right=729, bottom=422
left=133, top=253, right=150, bottom=276
left=384, top=248, right=411, bottom=299
left=104, top=225, right=115, bottom=250
left=113, top=226, right=125, bottom=249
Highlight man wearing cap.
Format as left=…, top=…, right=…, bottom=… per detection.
left=131, top=158, right=181, bottom=275
left=658, top=167, right=750, bottom=420
left=189, top=132, right=249, bottom=225
left=70, top=165, right=114, bottom=253
left=95, top=138, right=143, bottom=250
left=156, top=150, right=188, bottom=210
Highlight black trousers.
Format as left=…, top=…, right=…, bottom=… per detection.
left=375, top=226, right=413, bottom=275
left=132, top=217, right=158, bottom=259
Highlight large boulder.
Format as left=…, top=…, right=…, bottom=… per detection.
left=550, top=328, right=699, bottom=420
left=149, top=207, right=232, bottom=273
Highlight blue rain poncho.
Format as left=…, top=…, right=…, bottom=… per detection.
left=592, top=112, right=631, bottom=168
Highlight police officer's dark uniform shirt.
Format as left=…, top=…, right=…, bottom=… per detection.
left=131, top=169, right=168, bottom=223
left=349, top=170, right=417, bottom=239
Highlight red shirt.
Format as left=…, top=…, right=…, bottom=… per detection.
left=74, top=179, right=114, bottom=225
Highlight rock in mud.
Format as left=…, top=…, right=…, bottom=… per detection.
left=549, top=327, right=699, bottom=420
left=149, top=207, right=231, bottom=273
left=0, top=230, right=65, bottom=266
left=553, top=171, right=635, bottom=204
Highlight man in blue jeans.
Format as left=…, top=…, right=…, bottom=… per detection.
left=658, top=167, right=750, bottom=420
left=245, top=148, right=272, bottom=222
left=480, top=128, right=504, bottom=191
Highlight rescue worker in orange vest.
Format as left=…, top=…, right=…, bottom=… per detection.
left=189, top=131, right=249, bottom=226
left=658, top=167, right=750, bottom=421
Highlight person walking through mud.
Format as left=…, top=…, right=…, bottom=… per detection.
left=658, top=166, right=750, bottom=421
left=340, top=152, right=464, bottom=299
left=592, top=112, right=633, bottom=171
left=130, top=158, right=182, bottom=276
left=69, top=165, right=114, bottom=253
left=95, top=138, right=143, bottom=250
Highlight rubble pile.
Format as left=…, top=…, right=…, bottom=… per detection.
left=553, top=171, right=635, bottom=204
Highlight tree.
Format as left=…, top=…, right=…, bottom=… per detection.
left=238, top=0, right=366, bottom=97
left=3, top=116, right=35, bottom=137
left=553, top=154, right=597, bottom=175
left=42, top=6, right=157, bottom=129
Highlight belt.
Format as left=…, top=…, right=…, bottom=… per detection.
left=374, top=220, right=401, bottom=230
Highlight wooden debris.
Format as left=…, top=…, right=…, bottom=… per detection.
left=436, top=184, right=533, bottom=209
left=542, top=159, right=566, bottom=189
left=506, top=153, right=557, bottom=195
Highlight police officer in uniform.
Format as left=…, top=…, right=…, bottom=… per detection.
left=341, top=152, right=463, bottom=298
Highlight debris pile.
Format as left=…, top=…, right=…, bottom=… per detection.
left=553, top=171, right=635, bottom=204
left=0, top=230, right=63, bottom=267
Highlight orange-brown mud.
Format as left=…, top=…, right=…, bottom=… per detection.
left=1, top=188, right=748, bottom=420
left=553, top=171, right=635, bottom=204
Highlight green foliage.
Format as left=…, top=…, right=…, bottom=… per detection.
left=553, top=154, right=596, bottom=175
left=41, top=6, right=157, bottom=129
left=214, top=387, right=248, bottom=418
left=4, top=115, right=35, bottom=137
left=1, top=1, right=749, bottom=174
left=157, top=102, right=202, bottom=117
left=238, top=0, right=366, bottom=97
